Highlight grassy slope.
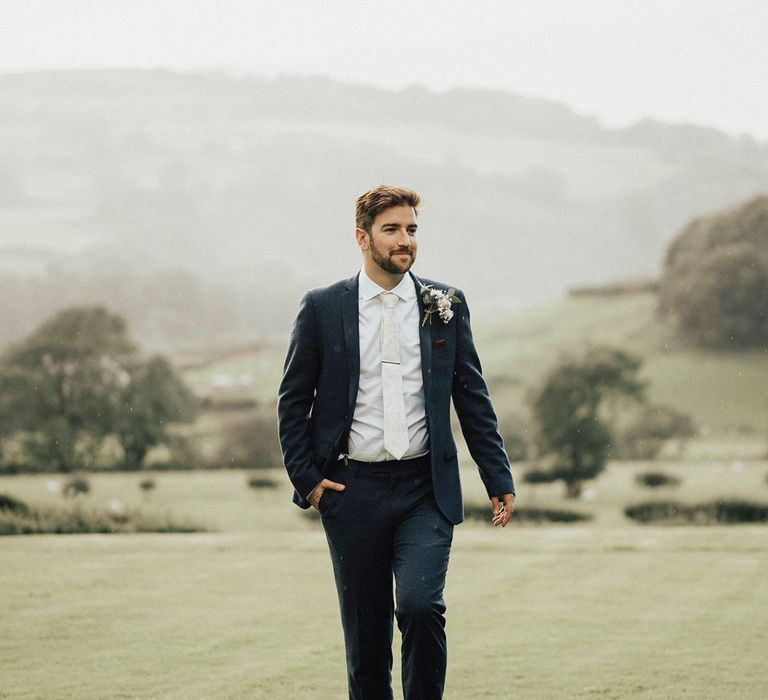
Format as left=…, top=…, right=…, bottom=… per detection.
left=182, top=291, right=768, bottom=438
left=472, top=291, right=768, bottom=436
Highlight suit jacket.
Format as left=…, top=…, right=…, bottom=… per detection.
left=277, top=271, right=515, bottom=525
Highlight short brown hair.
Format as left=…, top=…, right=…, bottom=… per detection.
left=355, top=185, right=422, bottom=233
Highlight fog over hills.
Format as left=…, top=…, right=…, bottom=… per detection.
left=1, top=70, right=767, bottom=353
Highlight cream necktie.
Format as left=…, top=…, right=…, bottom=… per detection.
left=380, top=292, right=409, bottom=460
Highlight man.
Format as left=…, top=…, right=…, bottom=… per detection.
left=278, top=184, right=515, bottom=699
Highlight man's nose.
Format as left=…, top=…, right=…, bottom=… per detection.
left=396, top=229, right=411, bottom=247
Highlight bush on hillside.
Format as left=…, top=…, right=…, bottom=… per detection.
left=658, top=196, right=768, bottom=349
left=0, top=499, right=203, bottom=535
left=614, top=404, right=696, bottom=459
left=247, top=475, right=277, bottom=489
left=0, top=493, right=30, bottom=515
left=63, top=475, right=90, bottom=497
left=635, top=471, right=681, bottom=488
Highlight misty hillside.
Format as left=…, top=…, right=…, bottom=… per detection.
left=1, top=69, right=768, bottom=353
left=183, top=288, right=768, bottom=439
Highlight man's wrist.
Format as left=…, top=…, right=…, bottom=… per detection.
left=307, top=480, right=324, bottom=503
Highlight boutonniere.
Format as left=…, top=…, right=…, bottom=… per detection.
left=420, top=285, right=461, bottom=326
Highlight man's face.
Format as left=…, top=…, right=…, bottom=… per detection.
left=360, top=204, right=418, bottom=275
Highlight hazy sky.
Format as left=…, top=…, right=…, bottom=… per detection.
left=2, top=0, right=767, bottom=141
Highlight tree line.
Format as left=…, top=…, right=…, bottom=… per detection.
left=0, top=306, right=198, bottom=472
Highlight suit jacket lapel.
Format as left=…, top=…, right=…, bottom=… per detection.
left=410, top=272, right=432, bottom=402
left=341, top=274, right=360, bottom=415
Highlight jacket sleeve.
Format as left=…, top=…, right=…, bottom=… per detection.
left=451, top=290, right=516, bottom=498
left=277, top=290, right=325, bottom=502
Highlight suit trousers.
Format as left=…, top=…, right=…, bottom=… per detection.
left=319, top=455, right=454, bottom=700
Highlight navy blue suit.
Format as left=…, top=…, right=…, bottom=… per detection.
left=278, top=271, right=515, bottom=698
left=278, top=271, right=514, bottom=523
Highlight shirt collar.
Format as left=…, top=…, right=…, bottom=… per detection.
left=359, top=269, right=416, bottom=302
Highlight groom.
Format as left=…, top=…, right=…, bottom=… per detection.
left=278, top=184, right=516, bottom=699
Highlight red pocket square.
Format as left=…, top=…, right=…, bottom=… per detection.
left=434, top=338, right=448, bottom=349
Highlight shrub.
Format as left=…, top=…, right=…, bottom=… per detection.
left=625, top=499, right=768, bottom=524
left=522, top=468, right=563, bottom=484
left=711, top=500, right=768, bottom=523
left=247, top=475, right=277, bottom=490
left=0, top=493, right=30, bottom=515
left=0, top=502, right=204, bottom=535
left=63, top=475, right=90, bottom=497
left=635, top=471, right=682, bottom=488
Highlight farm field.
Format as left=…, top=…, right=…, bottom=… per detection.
left=2, top=459, right=768, bottom=698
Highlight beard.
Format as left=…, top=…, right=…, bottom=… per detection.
left=369, top=236, right=416, bottom=275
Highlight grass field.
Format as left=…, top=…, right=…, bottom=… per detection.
left=2, top=459, right=768, bottom=699
left=2, top=527, right=767, bottom=699
left=473, top=292, right=768, bottom=438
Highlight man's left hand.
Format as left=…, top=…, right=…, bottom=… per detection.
left=491, top=493, right=515, bottom=527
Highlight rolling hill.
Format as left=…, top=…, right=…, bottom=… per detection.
left=2, top=70, right=768, bottom=353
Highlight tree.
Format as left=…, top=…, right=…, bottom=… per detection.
left=0, top=305, right=197, bottom=471
left=659, top=196, right=768, bottom=348
left=112, top=355, right=199, bottom=469
left=0, top=306, right=135, bottom=470
left=498, top=411, right=530, bottom=462
left=530, top=346, right=645, bottom=497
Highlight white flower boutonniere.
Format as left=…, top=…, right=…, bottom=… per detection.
left=420, top=285, right=462, bottom=326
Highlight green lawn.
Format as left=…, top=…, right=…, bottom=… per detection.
left=1, top=527, right=766, bottom=699
left=2, top=461, right=768, bottom=698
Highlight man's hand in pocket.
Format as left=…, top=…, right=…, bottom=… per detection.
left=308, top=479, right=346, bottom=509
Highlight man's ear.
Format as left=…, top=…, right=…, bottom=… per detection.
left=355, top=227, right=370, bottom=251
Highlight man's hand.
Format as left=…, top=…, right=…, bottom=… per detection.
left=308, top=478, right=346, bottom=510
left=491, top=493, right=515, bottom=527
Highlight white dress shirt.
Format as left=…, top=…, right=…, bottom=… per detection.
left=347, top=269, right=429, bottom=461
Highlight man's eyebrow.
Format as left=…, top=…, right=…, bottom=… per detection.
left=382, top=222, right=418, bottom=228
